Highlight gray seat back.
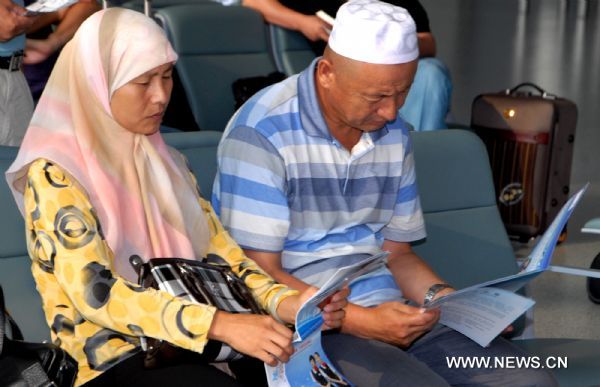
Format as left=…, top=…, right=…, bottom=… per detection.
left=0, top=146, right=48, bottom=342
left=412, top=130, right=600, bottom=385
left=157, top=5, right=278, bottom=131
left=411, top=130, right=519, bottom=289
left=268, top=24, right=316, bottom=76
left=121, top=0, right=215, bottom=13
left=163, top=131, right=222, bottom=198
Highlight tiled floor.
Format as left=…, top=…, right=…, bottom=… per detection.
left=422, top=0, right=600, bottom=339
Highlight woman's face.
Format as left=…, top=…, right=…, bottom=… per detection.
left=110, top=62, right=174, bottom=135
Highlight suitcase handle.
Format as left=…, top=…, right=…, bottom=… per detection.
left=507, top=82, right=556, bottom=99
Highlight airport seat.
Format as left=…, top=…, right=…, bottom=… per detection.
left=411, top=129, right=519, bottom=288
left=2, top=130, right=599, bottom=385
left=163, top=130, right=222, bottom=198
left=0, top=146, right=48, bottom=342
left=120, top=0, right=216, bottom=15
left=268, top=24, right=315, bottom=76
left=156, top=5, right=279, bottom=131
left=411, top=129, right=600, bottom=386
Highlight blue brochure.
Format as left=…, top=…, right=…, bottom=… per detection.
left=420, top=185, right=588, bottom=347
left=425, top=184, right=588, bottom=310
left=265, top=252, right=388, bottom=386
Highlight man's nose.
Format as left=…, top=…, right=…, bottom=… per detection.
left=378, top=98, right=398, bottom=122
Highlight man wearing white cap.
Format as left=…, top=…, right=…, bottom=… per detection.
left=213, top=0, right=556, bottom=385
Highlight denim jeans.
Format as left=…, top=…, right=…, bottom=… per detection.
left=322, top=325, right=558, bottom=387
left=399, top=57, right=453, bottom=132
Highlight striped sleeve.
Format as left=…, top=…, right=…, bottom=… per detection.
left=212, top=125, right=290, bottom=252
left=382, top=131, right=427, bottom=242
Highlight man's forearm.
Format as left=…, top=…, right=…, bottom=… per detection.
left=388, top=252, right=446, bottom=303
left=383, top=240, right=447, bottom=304
left=339, top=303, right=377, bottom=339
left=242, top=0, right=306, bottom=31
left=42, top=2, right=100, bottom=49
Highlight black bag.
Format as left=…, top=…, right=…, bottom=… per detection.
left=232, top=72, right=287, bottom=109
left=130, top=255, right=265, bottom=369
left=471, top=82, right=577, bottom=242
left=0, top=285, right=77, bottom=387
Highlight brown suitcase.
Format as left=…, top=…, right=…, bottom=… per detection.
left=471, top=83, right=577, bottom=242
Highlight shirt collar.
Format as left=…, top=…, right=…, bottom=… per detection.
left=297, top=57, right=390, bottom=143
left=298, top=57, right=332, bottom=140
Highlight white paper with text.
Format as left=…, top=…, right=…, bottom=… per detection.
left=438, top=287, right=535, bottom=347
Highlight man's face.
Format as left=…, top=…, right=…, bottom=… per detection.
left=318, top=58, right=418, bottom=132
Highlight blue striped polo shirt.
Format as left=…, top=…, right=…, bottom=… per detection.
left=212, top=58, right=426, bottom=307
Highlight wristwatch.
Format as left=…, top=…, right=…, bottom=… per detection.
left=423, top=283, right=452, bottom=306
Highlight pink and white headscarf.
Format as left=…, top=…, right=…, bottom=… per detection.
left=6, top=8, right=210, bottom=281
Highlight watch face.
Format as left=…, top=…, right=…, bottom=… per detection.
left=424, top=283, right=451, bottom=305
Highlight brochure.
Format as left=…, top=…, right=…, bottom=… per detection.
left=25, top=0, right=78, bottom=15
left=436, top=287, right=535, bottom=347
left=423, top=185, right=588, bottom=346
left=265, top=251, right=388, bottom=386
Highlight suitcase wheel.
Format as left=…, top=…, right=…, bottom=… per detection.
left=587, top=252, right=600, bottom=304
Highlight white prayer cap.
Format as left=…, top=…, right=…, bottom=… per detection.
left=329, top=0, right=419, bottom=65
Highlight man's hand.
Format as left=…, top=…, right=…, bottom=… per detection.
left=321, top=287, right=349, bottom=330
left=208, top=312, right=294, bottom=366
left=297, top=14, right=331, bottom=42
left=343, top=301, right=439, bottom=348
left=0, top=0, right=35, bottom=42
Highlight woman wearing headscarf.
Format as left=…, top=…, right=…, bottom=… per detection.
left=5, top=8, right=347, bottom=386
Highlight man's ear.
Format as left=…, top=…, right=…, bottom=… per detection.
left=316, top=58, right=335, bottom=90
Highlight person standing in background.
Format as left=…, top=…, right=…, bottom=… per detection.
left=23, top=0, right=101, bottom=101
left=0, top=0, right=36, bottom=145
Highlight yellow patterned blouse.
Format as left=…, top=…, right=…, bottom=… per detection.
left=24, top=159, right=297, bottom=386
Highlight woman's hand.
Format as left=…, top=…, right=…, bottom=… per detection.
left=208, top=312, right=294, bottom=366
left=276, top=286, right=349, bottom=329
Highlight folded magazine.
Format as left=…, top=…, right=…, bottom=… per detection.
left=424, top=184, right=588, bottom=346
left=265, top=252, right=388, bottom=386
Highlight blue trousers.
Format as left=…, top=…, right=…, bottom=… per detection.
left=399, top=57, right=453, bottom=132
left=322, top=325, right=558, bottom=387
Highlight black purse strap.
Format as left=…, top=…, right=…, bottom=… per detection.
left=0, top=285, right=25, bottom=356
left=0, top=285, right=23, bottom=344
left=0, top=286, right=56, bottom=387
